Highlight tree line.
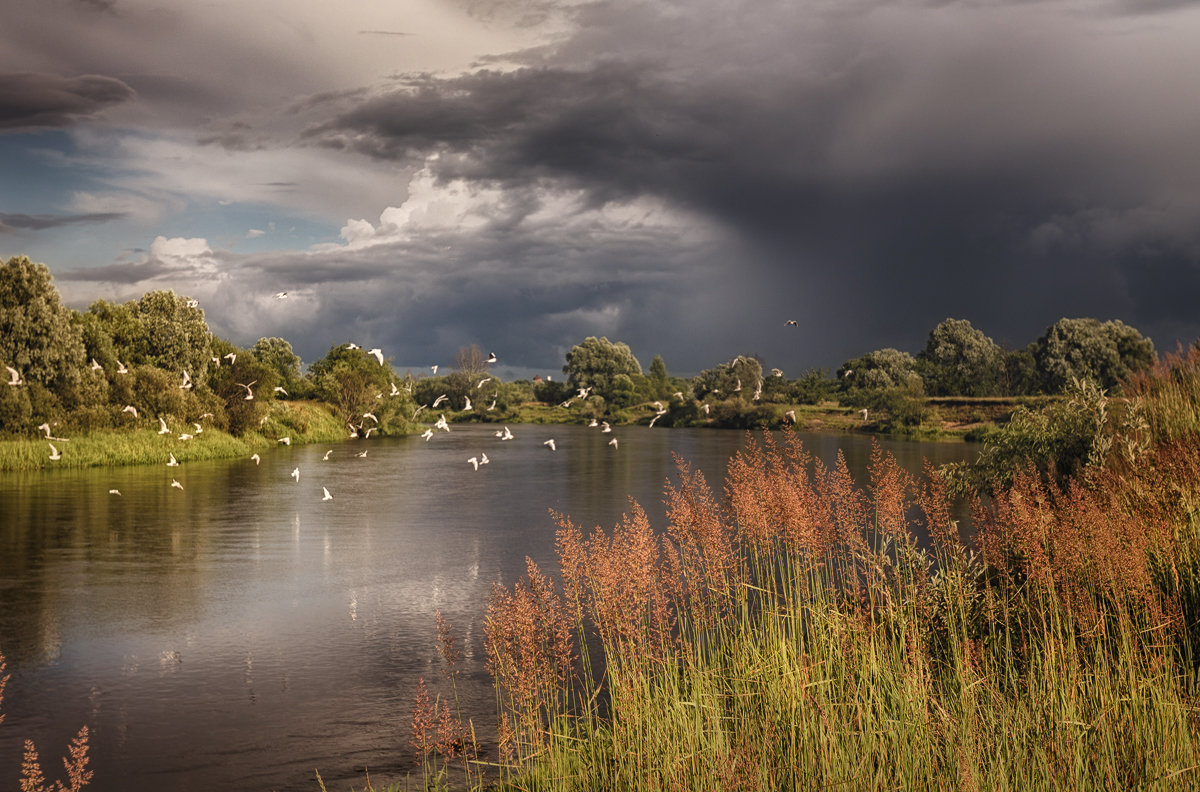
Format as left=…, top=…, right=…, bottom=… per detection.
left=0, top=254, right=1159, bottom=439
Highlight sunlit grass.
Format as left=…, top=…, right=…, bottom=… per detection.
left=386, top=348, right=1200, bottom=792
left=0, top=400, right=347, bottom=471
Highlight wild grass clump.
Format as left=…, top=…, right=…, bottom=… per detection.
left=449, top=344, right=1200, bottom=792
left=1, top=650, right=93, bottom=792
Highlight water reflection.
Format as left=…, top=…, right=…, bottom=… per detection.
left=0, top=426, right=976, bottom=791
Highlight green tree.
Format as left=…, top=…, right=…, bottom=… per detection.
left=838, top=348, right=923, bottom=394
left=308, top=344, right=412, bottom=432
left=917, top=318, right=1005, bottom=396
left=253, top=337, right=305, bottom=398
left=562, top=337, right=643, bottom=407
left=1033, top=318, right=1155, bottom=393
left=695, top=355, right=763, bottom=401
left=0, top=256, right=88, bottom=420
left=130, top=290, right=213, bottom=384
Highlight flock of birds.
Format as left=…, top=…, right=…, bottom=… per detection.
left=5, top=315, right=865, bottom=498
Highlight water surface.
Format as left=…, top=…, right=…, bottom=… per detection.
left=0, top=425, right=976, bottom=791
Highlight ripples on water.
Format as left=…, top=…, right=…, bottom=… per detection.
left=0, top=425, right=975, bottom=791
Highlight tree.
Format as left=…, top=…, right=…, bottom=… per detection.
left=695, top=355, right=763, bottom=401
left=838, top=348, right=923, bottom=393
left=1033, top=318, right=1155, bottom=393
left=0, top=256, right=88, bottom=419
left=308, top=344, right=412, bottom=432
left=917, top=318, right=1005, bottom=397
left=130, top=290, right=213, bottom=384
left=253, top=337, right=304, bottom=398
left=562, top=337, right=643, bottom=407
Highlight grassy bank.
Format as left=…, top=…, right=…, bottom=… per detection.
left=0, top=400, right=348, bottom=471
left=388, top=352, right=1200, bottom=792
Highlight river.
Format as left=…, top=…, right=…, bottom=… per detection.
left=0, top=425, right=977, bottom=791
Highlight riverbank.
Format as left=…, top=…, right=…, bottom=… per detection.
left=0, top=396, right=1024, bottom=472
left=0, top=400, right=348, bottom=471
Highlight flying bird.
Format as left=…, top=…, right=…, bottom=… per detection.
left=37, top=422, right=51, bottom=438
left=476, top=377, right=492, bottom=389
left=178, top=433, right=193, bottom=441
left=463, top=396, right=472, bottom=411
left=649, top=413, right=662, bottom=428
left=390, top=381, right=401, bottom=396
left=468, top=456, right=480, bottom=471
left=90, top=358, right=103, bottom=371
left=363, top=412, right=378, bottom=423
left=167, top=453, right=179, bottom=466
left=480, top=452, right=489, bottom=465
left=608, top=438, right=618, bottom=449
left=544, top=438, right=556, bottom=451
left=179, top=370, right=192, bottom=390
left=278, top=437, right=291, bottom=445
left=345, top=342, right=359, bottom=350
left=356, top=450, right=368, bottom=458
left=48, top=443, right=61, bottom=461
left=185, top=298, right=199, bottom=308
left=859, top=408, right=869, bottom=421
left=193, top=423, right=203, bottom=434
left=601, top=422, right=611, bottom=433
left=784, top=410, right=796, bottom=423
left=171, top=479, right=183, bottom=490
left=158, top=417, right=170, bottom=434
left=322, top=487, right=333, bottom=501
left=430, top=364, right=438, bottom=374
left=368, top=348, right=384, bottom=365
left=432, top=394, right=448, bottom=408
left=116, top=359, right=129, bottom=374
left=211, top=356, right=221, bottom=366
left=291, top=467, right=300, bottom=482
left=501, top=426, right=514, bottom=441
left=434, top=414, right=450, bottom=432
left=5, top=365, right=22, bottom=386
left=487, top=399, right=496, bottom=411
left=238, top=381, right=256, bottom=400
left=322, top=449, right=333, bottom=460
left=250, top=453, right=260, bottom=465
left=588, top=418, right=598, bottom=427
left=486, top=352, right=496, bottom=363
left=109, top=489, right=121, bottom=496
left=421, top=428, right=434, bottom=441
left=785, top=320, right=798, bottom=326
left=274, top=386, right=288, bottom=396
left=224, top=352, right=237, bottom=364
left=273, top=291, right=288, bottom=299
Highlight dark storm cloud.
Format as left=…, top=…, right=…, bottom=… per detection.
left=57, top=258, right=170, bottom=284
left=0, top=211, right=126, bottom=232
left=302, top=0, right=1200, bottom=365
left=0, top=73, right=135, bottom=131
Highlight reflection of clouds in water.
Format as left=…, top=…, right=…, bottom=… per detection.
left=349, top=590, right=358, bottom=622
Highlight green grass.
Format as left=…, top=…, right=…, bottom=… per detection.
left=0, top=400, right=348, bottom=471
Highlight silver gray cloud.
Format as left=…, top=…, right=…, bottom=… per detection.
left=0, top=73, right=135, bottom=130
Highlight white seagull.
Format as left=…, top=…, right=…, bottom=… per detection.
left=167, top=453, right=179, bottom=467
left=274, top=386, right=287, bottom=396
left=224, top=352, right=237, bottom=364
left=784, top=410, right=796, bottom=423
left=476, top=377, right=492, bottom=389
left=434, top=414, right=450, bottom=432
left=432, top=394, right=448, bottom=408
left=250, top=453, right=260, bottom=465
left=37, top=422, right=51, bottom=438
left=116, top=359, right=129, bottom=374
left=171, top=479, right=183, bottom=490
left=368, top=348, right=384, bottom=365
left=322, top=486, right=333, bottom=501
left=238, top=381, right=256, bottom=400
left=5, top=365, right=22, bottom=386
left=273, top=291, right=288, bottom=299
left=48, top=443, right=61, bottom=461
left=323, top=449, right=333, bottom=460
left=90, top=358, right=103, bottom=371
left=278, top=437, right=291, bottom=445
left=109, top=489, right=121, bottom=496
left=468, top=456, right=480, bottom=471
left=601, top=422, right=611, bottom=433
left=608, top=438, right=618, bottom=449
left=486, top=352, right=496, bottom=363
left=291, top=467, right=300, bottom=482
left=363, top=412, right=378, bottom=423
left=544, top=438, right=556, bottom=451
left=158, top=417, right=170, bottom=435
left=421, top=428, right=434, bottom=441
left=480, top=452, right=489, bottom=465
left=179, top=370, right=192, bottom=390
left=462, top=396, right=472, bottom=411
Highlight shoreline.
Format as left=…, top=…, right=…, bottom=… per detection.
left=0, top=397, right=1010, bottom=473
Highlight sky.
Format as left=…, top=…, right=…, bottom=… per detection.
left=2, top=0, right=1199, bottom=379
